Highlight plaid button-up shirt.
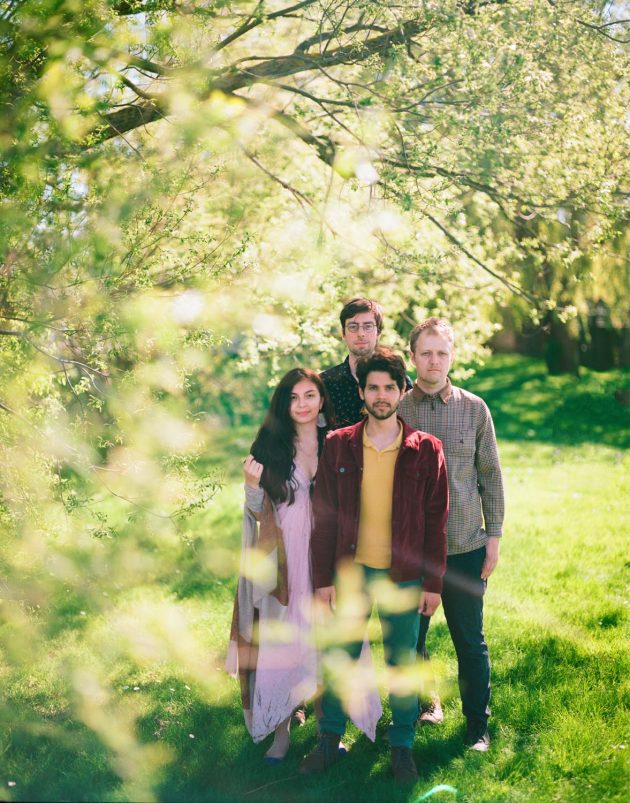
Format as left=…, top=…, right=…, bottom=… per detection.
left=398, top=378, right=504, bottom=556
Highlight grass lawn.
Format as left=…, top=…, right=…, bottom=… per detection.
left=1, top=355, right=628, bottom=802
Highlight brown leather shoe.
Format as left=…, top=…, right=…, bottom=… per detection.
left=419, top=695, right=444, bottom=725
left=391, top=746, right=419, bottom=785
left=299, top=733, right=342, bottom=775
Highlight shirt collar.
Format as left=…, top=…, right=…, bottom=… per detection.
left=363, top=421, right=404, bottom=453
left=411, top=376, right=453, bottom=404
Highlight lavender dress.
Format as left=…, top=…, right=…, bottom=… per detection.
left=230, top=466, right=382, bottom=743
left=249, top=465, right=318, bottom=741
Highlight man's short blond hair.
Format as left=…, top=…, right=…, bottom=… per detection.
left=409, top=317, right=454, bottom=353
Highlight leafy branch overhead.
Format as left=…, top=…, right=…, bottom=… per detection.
left=1, top=0, right=629, bottom=355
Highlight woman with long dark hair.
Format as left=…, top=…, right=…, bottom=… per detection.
left=227, top=368, right=335, bottom=762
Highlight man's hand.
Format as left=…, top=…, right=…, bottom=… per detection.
left=243, top=454, right=264, bottom=489
left=419, top=590, right=441, bottom=616
left=481, top=536, right=500, bottom=580
left=315, top=585, right=336, bottom=611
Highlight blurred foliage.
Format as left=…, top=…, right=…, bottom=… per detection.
left=0, top=0, right=629, bottom=796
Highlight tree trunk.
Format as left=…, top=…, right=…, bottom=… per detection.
left=543, top=312, right=580, bottom=375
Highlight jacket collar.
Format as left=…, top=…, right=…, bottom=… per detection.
left=348, top=415, right=421, bottom=452
left=411, top=376, right=453, bottom=404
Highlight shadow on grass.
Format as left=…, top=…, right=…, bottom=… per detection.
left=152, top=704, right=468, bottom=803
left=9, top=627, right=627, bottom=802
left=488, top=631, right=628, bottom=796
left=3, top=708, right=119, bottom=803
left=458, top=355, right=629, bottom=448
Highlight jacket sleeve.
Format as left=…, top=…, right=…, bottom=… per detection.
left=421, top=439, right=449, bottom=594
left=311, top=438, right=339, bottom=588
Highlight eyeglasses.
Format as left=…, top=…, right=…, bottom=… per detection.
left=345, top=322, right=377, bottom=333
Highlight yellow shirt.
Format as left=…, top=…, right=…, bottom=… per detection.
left=355, top=423, right=403, bottom=569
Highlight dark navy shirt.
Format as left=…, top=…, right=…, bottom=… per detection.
left=321, top=356, right=413, bottom=430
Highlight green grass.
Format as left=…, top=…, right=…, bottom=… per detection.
left=1, top=356, right=628, bottom=802
left=459, top=353, right=629, bottom=448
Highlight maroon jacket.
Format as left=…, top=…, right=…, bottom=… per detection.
left=311, top=418, right=449, bottom=592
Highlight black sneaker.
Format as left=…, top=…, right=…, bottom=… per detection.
left=391, top=746, right=419, bottom=785
left=299, top=733, right=343, bottom=775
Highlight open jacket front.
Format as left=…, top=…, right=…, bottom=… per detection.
left=311, top=417, right=449, bottom=592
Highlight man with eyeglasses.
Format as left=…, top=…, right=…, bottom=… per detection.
left=321, top=297, right=411, bottom=429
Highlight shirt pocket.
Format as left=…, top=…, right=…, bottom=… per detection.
left=445, top=429, right=476, bottom=479
left=446, top=429, right=475, bottom=456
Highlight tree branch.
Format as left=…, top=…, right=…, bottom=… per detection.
left=576, top=17, right=630, bottom=44
left=421, top=210, right=536, bottom=302
left=243, top=147, right=314, bottom=211
left=116, top=72, right=157, bottom=102
left=91, top=15, right=434, bottom=143
left=215, top=0, right=319, bottom=53
left=295, top=22, right=389, bottom=53
left=275, top=82, right=359, bottom=108
left=27, top=339, right=109, bottom=378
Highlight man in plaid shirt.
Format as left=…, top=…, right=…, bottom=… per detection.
left=399, top=317, right=505, bottom=752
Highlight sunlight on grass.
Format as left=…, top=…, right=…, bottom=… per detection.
left=1, top=356, right=628, bottom=802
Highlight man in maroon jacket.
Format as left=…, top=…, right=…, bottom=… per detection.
left=300, top=348, right=448, bottom=784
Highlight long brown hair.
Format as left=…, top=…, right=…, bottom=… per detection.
left=250, top=368, right=335, bottom=504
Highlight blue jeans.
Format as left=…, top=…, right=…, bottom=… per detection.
left=319, top=566, right=421, bottom=749
left=442, top=546, right=491, bottom=731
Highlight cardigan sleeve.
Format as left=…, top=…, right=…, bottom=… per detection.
left=244, top=484, right=264, bottom=516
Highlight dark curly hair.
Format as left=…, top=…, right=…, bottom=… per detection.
left=250, top=368, right=335, bottom=504
left=356, top=347, right=407, bottom=391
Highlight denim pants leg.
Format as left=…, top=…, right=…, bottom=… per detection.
left=319, top=567, right=420, bottom=748
left=375, top=573, right=421, bottom=749
left=318, top=643, right=363, bottom=736
left=441, top=546, right=491, bottom=731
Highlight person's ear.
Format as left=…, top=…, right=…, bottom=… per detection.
left=358, top=387, right=365, bottom=400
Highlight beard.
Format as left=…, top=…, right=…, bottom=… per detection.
left=349, top=343, right=374, bottom=358
left=364, top=400, right=398, bottom=420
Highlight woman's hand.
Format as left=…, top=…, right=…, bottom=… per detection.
left=243, top=454, right=264, bottom=489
